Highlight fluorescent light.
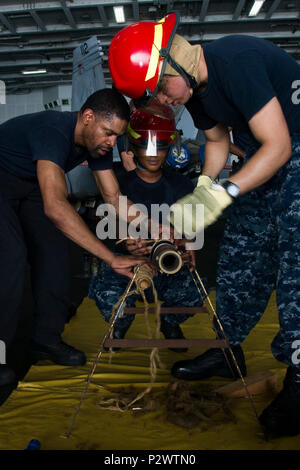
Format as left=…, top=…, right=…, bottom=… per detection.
left=113, top=6, right=125, bottom=23
left=249, top=0, right=265, bottom=16
left=22, top=69, right=47, bottom=75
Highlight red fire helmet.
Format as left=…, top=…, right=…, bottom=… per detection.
left=109, top=12, right=178, bottom=104
left=128, top=99, right=177, bottom=153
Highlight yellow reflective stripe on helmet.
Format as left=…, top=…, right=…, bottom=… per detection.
left=170, top=132, right=176, bottom=141
left=127, top=123, right=141, bottom=140
left=145, top=23, right=163, bottom=82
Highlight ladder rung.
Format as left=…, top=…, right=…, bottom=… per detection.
left=103, top=339, right=228, bottom=349
left=124, top=307, right=208, bottom=314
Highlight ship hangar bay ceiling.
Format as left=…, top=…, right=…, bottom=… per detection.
left=0, top=0, right=299, bottom=94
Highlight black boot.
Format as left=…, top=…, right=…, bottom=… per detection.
left=171, top=345, right=246, bottom=380
left=259, top=367, right=300, bottom=438
left=0, top=365, right=16, bottom=387
left=31, top=339, right=86, bottom=366
left=160, top=319, right=188, bottom=353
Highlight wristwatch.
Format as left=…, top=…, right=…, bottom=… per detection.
left=221, top=180, right=240, bottom=199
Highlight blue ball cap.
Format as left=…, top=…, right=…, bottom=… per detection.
left=167, top=144, right=190, bottom=169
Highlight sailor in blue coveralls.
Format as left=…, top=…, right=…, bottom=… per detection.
left=89, top=102, right=206, bottom=351
left=0, top=89, right=145, bottom=387
left=108, top=13, right=300, bottom=437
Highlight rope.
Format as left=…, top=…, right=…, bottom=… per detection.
left=65, top=270, right=138, bottom=438
left=98, top=265, right=165, bottom=412
left=189, top=265, right=260, bottom=423
left=189, top=269, right=236, bottom=379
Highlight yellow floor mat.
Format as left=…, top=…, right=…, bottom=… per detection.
left=0, top=291, right=300, bottom=450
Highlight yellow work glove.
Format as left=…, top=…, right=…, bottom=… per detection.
left=169, top=182, right=233, bottom=237
left=196, top=174, right=215, bottom=187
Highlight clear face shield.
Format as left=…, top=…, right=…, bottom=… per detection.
left=145, top=130, right=159, bottom=156
left=128, top=129, right=180, bottom=157
left=127, top=99, right=179, bottom=157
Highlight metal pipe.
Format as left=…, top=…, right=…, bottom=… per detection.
left=150, top=240, right=183, bottom=275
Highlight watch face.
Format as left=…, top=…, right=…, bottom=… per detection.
left=224, top=182, right=240, bottom=198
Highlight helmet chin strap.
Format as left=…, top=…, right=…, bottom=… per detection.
left=135, top=157, right=162, bottom=171
left=160, top=49, right=198, bottom=90
left=136, top=160, right=148, bottom=171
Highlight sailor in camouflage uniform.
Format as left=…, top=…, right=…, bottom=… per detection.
left=108, top=11, right=300, bottom=436
left=216, top=137, right=300, bottom=367
left=145, top=29, right=300, bottom=437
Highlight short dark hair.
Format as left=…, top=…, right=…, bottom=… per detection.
left=80, top=87, right=130, bottom=122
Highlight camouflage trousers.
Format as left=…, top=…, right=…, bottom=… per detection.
left=216, top=135, right=300, bottom=367
left=88, top=262, right=207, bottom=329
